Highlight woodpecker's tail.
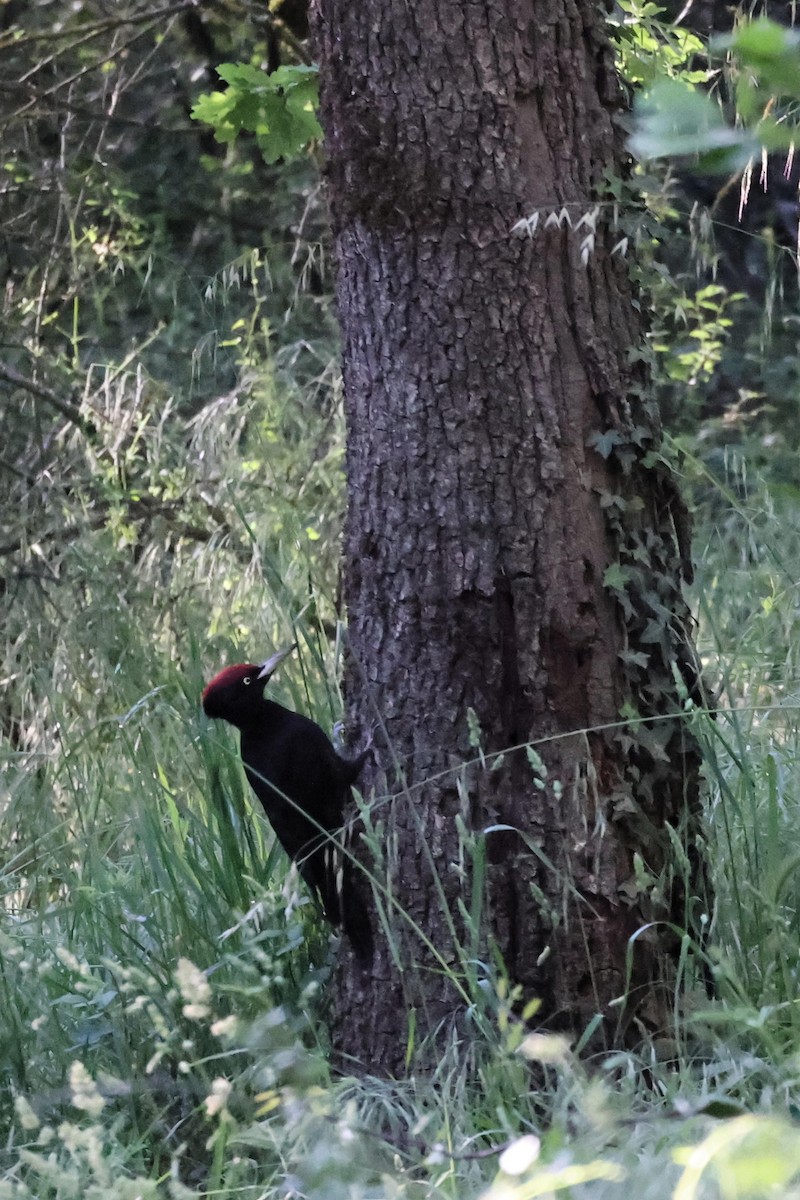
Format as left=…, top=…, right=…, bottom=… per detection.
left=301, top=837, right=374, bottom=965
left=340, top=861, right=374, bottom=964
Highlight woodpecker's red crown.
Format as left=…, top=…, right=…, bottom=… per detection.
left=201, top=645, right=297, bottom=724
left=201, top=663, right=258, bottom=705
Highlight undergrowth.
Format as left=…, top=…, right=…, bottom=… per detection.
left=5, top=3, right=800, bottom=1195
left=4, top=353, right=800, bottom=1197
left=2, top=103, right=800, bottom=1197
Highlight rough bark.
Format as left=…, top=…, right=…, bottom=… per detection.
left=312, top=0, right=706, bottom=1075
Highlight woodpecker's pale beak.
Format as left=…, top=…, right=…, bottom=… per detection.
left=257, top=643, right=298, bottom=680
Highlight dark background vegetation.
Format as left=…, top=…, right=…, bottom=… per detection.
left=3, top=1, right=800, bottom=1196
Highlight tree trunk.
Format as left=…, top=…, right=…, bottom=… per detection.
left=312, top=0, right=706, bottom=1075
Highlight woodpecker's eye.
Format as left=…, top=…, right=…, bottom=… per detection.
left=243, top=676, right=252, bottom=686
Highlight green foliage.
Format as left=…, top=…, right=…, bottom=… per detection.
left=718, top=19, right=800, bottom=123
left=6, top=2, right=800, bottom=1198
left=607, top=6, right=800, bottom=473
left=191, top=64, right=322, bottom=163
left=651, top=284, right=745, bottom=386
left=630, top=78, right=756, bottom=169
left=610, top=0, right=708, bottom=87
left=631, top=17, right=800, bottom=169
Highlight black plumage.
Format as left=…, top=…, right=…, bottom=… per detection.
left=202, top=647, right=372, bottom=961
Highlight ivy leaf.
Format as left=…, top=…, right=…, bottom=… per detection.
left=641, top=590, right=672, bottom=621
left=640, top=617, right=669, bottom=644
left=635, top=725, right=672, bottom=763
left=603, top=562, right=632, bottom=590
left=619, top=649, right=650, bottom=670
left=599, top=491, right=627, bottom=512
left=587, top=429, right=624, bottom=458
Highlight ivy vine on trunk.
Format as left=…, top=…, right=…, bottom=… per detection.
left=312, top=0, right=708, bottom=1075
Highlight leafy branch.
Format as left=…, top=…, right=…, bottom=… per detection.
left=191, top=63, right=322, bottom=164
left=632, top=18, right=800, bottom=169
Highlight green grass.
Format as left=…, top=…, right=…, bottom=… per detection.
left=5, top=387, right=800, bottom=1199
left=15, top=5, right=800, bottom=1190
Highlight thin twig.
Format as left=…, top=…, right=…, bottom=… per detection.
left=0, top=363, right=98, bottom=438
left=0, top=1, right=199, bottom=49
left=0, top=492, right=249, bottom=561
